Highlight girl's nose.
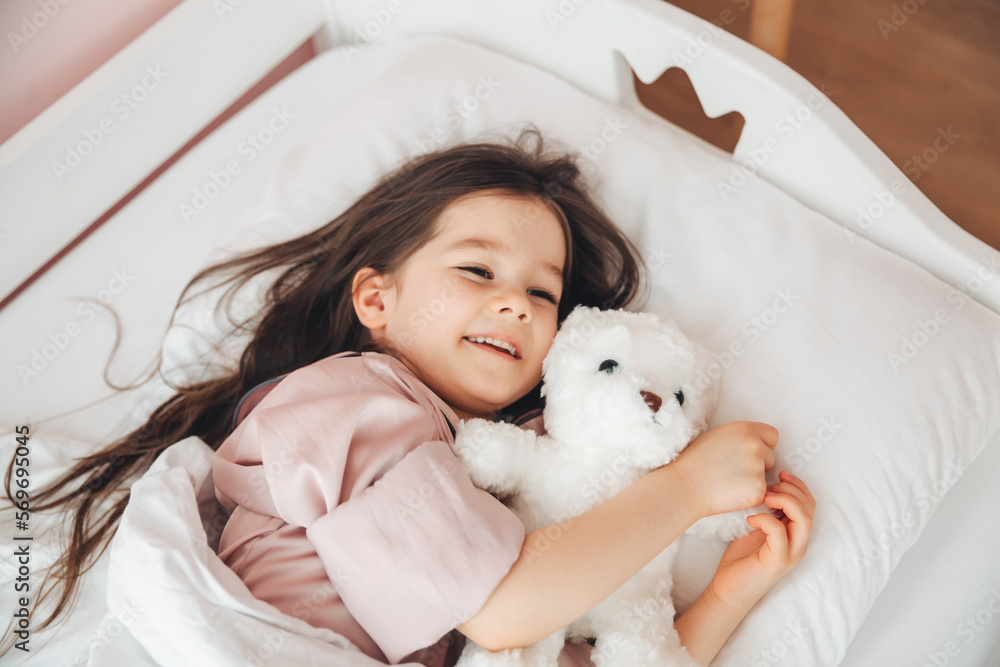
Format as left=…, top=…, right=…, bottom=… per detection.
left=490, top=291, right=531, bottom=322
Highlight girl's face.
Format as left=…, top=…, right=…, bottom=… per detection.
left=364, top=191, right=567, bottom=419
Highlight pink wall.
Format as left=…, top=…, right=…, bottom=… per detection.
left=0, top=0, right=315, bottom=310
left=0, top=0, right=190, bottom=144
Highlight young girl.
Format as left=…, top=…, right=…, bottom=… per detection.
left=16, top=126, right=814, bottom=666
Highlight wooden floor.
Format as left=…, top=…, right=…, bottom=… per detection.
left=635, top=0, right=1000, bottom=251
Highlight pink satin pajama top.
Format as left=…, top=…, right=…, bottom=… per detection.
left=212, top=351, right=527, bottom=664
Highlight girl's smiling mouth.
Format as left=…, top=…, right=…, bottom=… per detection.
left=463, top=335, right=520, bottom=359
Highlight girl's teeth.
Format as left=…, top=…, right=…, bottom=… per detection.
left=468, top=337, right=516, bottom=356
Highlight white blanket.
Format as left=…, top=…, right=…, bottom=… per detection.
left=89, top=437, right=397, bottom=667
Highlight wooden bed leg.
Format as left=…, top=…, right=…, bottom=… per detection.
left=749, top=0, right=797, bottom=61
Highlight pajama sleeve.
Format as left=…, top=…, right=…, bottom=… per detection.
left=308, top=440, right=526, bottom=662
left=229, top=363, right=525, bottom=663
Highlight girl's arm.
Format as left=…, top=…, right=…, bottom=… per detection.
left=457, top=421, right=779, bottom=651
left=675, top=470, right=816, bottom=665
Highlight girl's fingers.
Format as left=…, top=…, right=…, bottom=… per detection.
left=767, top=480, right=813, bottom=513
left=747, top=422, right=780, bottom=450
left=763, top=491, right=812, bottom=560
left=754, top=423, right=779, bottom=472
left=777, top=471, right=816, bottom=508
left=747, top=512, right=788, bottom=558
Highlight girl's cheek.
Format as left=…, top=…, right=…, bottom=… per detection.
left=545, top=318, right=560, bottom=346
left=536, top=332, right=557, bottom=361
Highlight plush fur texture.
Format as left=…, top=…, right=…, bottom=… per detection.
left=452, top=306, right=758, bottom=666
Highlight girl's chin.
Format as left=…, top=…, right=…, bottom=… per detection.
left=444, top=378, right=536, bottom=419
left=449, top=397, right=511, bottom=421
left=451, top=405, right=502, bottom=421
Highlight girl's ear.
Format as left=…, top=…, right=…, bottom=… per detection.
left=352, top=267, right=396, bottom=330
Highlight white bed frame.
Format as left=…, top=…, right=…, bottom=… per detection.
left=1, top=0, right=998, bottom=315
left=2, top=1, right=999, bottom=665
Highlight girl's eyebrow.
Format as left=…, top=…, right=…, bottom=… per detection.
left=447, top=237, right=564, bottom=280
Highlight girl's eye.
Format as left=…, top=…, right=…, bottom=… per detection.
left=528, top=289, right=558, bottom=304
left=460, top=267, right=557, bottom=304
left=460, top=266, right=493, bottom=278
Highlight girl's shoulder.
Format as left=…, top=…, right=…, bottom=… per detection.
left=289, top=350, right=404, bottom=383
left=230, top=352, right=381, bottom=429
left=307, top=350, right=424, bottom=393
left=238, top=350, right=459, bottom=434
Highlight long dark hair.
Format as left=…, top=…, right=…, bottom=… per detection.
left=3, top=125, right=645, bottom=642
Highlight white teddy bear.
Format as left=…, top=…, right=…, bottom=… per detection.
left=452, top=305, right=761, bottom=667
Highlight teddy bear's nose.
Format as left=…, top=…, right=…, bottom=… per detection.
left=640, top=390, right=662, bottom=413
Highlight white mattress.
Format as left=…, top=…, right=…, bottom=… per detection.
left=2, top=36, right=999, bottom=666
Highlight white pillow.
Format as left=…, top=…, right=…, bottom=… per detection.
left=161, top=35, right=1000, bottom=665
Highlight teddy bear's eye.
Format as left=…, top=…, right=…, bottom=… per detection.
left=599, top=359, right=619, bottom=374
left=675, top=390, right=685, bottom=406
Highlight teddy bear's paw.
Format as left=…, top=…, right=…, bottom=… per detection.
left=455, top=632, right=563, bottom=667
left=659, top=646, right=705, bottom=667
left=520, top=636, right=565, bottom=667
left=452, top=419, right=518, bottom=490
left=454, top=641, right=526, bottom=667
left=590, top=634, right=680, bottom=667
left=688, top=505, right=768, bottom=542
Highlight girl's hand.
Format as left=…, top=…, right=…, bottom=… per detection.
left=706, top=470, right=816, bottom=612
left=673, top=472, right=815, bottom=664
left=673, top=422, right=779, bottom=519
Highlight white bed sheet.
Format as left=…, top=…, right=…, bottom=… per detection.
left=2, top=34, right=1000, bottom=667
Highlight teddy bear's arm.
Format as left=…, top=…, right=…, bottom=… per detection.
left=452, top=418, right=541, bottom=496
left=687, top=505, right=767, bottom=542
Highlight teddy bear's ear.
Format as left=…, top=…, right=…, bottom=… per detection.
left=562, top=304, right=596, bottom=325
